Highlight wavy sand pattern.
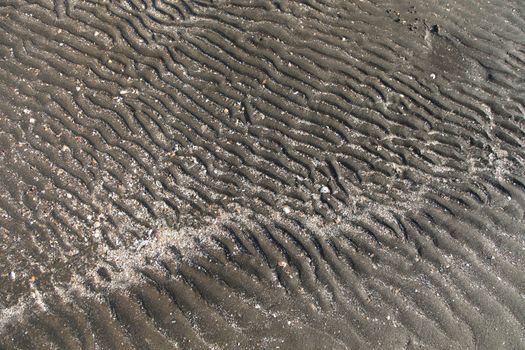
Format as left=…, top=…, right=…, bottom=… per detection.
left=0, top=0, right=524, bottom=349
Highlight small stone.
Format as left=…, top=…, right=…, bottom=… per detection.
left=430, top=73, right=436, bottom=79
left=320, top=185, right=330, bottom=194
left=283, top=206, right=291, bottom=214
left=8, top=271, right=15, bottom=281
left=277, top=261, right=287, bottom=268
left=29, top=118, right=36, bottom=124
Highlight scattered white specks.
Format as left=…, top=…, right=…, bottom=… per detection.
left=320, top=185, right=330, bottom=194
left=134, top=239, right=148, bottom=251
left=8, top=271, right=15, bottom=281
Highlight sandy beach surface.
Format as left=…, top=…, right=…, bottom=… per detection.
left=0, top=1, right=524, bottom=348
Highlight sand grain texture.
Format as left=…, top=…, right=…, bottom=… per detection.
left=0, top=0, right=524, bottom=349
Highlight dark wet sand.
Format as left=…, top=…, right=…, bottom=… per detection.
left=0, top=0, right=524, bottom=349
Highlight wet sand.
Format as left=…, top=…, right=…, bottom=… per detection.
left=0, top=0, right=524, bottom=349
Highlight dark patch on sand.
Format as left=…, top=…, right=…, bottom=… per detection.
left=0, top=0, right=524, bottom=349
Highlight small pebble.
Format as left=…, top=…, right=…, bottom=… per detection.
left=8, top=271, right=15, bottom=281
left=283, top=206, right=291, bottom=214
left=320, top=185, right=330, bottom=194
left=430, top=73, right=436, bottom=79
left=29, top=118, right=36, bottom=124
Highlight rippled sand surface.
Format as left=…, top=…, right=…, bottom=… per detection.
left=0, top=1, right=524, bottom=348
